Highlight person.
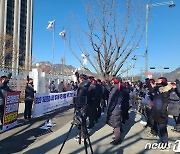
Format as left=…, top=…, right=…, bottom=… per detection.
left=121, top=82, right=130, bottom=124
left=49, top=81, right=56, bottom=93
left=150, top=77, right=172, bottom=147
left=0, top=75, right=13, bottom=125
left=87, top=76, right=98, bottom=129
left=74, top=74, right=91, bottom=141
left=96, top=79, right=103, bottom=119
left=168, top=82, right=180, bottom=132
left=74, top=82, right=78, bottom=90
left=143, top=79, right=154, bottom=128
left=24, top=78, right=36, bottom=121
left=58, top=81, right=66, bottom=93
left=66, top=83, right=72, bottom=91
left=70, top=81, right=75, bottom=91
left=106, top=76, right=124, bottom=145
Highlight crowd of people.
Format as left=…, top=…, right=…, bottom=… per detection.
left=0, top=73, right=180, bottom=150
left=49, top=80, right=78, bottom=93
left=74, top=74, right=180, bottom=149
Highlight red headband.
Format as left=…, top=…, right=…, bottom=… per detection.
left=112, top=78, right=119, bottom=83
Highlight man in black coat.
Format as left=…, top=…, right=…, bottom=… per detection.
left=0, top=75, right=13, bottom=125
left=148, top=77, right=172, bottom=146
left=87, top=77, right=98, bottom=128
left=168, top=82, right=180, bottom=132
left=121, top=82, right=130, bottom=124
left=74, top=74, right=91, bottom=141
left=106, top=77, right=123, bottom=145
left=24, top=78, right=36, bottom=120
left=95, top=79, right=103, bottom=120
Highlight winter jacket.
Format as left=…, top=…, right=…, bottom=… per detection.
left=74, top=80, right=91, bottom=118
left=88, top=83, right=98, bottom=105
left=106, top=83, right=123, bottom=128
left=152, top=84, right=171, bottom=124
left=25, top=84, right=36, bottom=101
left=77, top=80, right=91, bottom=98
left=0, top=84, right=13, bottom=106
left=168, top=88, right=180, bottom=116
left=58, top=83, right=65, bottom=93
left=121, top=87, right=130, bottom=110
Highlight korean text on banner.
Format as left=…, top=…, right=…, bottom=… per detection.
left=2, top=92, right=20, bottom=132
left=32, top=91, right=75, bottom=117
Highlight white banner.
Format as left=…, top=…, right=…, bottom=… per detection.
left=32, top=91, right=75, bottom=117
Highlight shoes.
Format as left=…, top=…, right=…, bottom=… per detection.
left=140, top=120, right=147, bottom=125
left=74, top=135, right=85, bottom=142
left=147, top=131, right=157, bottom=137
left=171, top=128, right=180, bottom=132
left=110, top=139, right=122, bottom=145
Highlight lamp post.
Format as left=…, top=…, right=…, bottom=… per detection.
left=145, top=1, right=175, bottom=77
left=131, top=54, right=145, bottom=82
left=150, top=66, right=169, bottom=77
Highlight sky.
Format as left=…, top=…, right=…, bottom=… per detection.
left=33, top=0, right=180, bottom=76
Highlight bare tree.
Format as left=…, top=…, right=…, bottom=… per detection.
left=0, top=34, right=20, bottom=69
left=69, top=0, right=147, bottom=80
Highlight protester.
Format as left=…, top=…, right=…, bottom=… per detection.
left=106, top=76, right=123, bottom=145
left=95, top=78, right=103, bottom=120
left=121, top=82, right=130, bottom=124
left=49, top=81, right=56, bottom=93
left=70, top=81, right=75, bottom=91
left=24, top=78, right=36, bottom=121
left=74, top=74, right=91, bottom=141
left=168, top=82, right=180, bottom=132
left=66, top=83, right=72, bottom=91
left=74, top=82, right=78, bottom=90
left=58, top=81, right=66, bottom=93
left=0, top=75, right=13, bottom=125
left=148, top=77, right=172, bottom=148
left=87, top=76, right=98, bottom=129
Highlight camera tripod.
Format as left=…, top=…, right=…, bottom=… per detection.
left=58, top=108, right=94, bottom=154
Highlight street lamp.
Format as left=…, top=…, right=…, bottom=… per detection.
left=150, top=66, right=169, bottom=77
left=131, top=54, right=146, bottom=82
left=145, top=1, right=175, bottom=77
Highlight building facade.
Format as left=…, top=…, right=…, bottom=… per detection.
left=0, top=0, right=33, bottom=70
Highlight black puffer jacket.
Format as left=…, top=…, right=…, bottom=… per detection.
left=77, top=80, right=91, bottom=98
left=106, top=83, right=123, bottom=128
left=168, top=88, right=180, bottom=116
left=25, top=84, right=36, bottom=101
left=0, top=84, right=13, bottom=106
left=152, top=84, right=171, bottom=124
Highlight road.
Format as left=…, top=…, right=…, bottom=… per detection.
left=0, top=103, right=180, bottom=154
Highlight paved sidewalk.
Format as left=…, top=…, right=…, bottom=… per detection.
left=21, top=110, right=180, bottom=154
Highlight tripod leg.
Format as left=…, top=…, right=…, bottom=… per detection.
left=84, top=137, right=88, bottom=154
left=58, top=124, right=74, bottom=154
left=85, top=126, right=94, bottom=154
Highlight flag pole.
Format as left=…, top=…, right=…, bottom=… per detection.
left=63, top=38, right=66, bottom=76
left=52, top=20, right=55, bottom=80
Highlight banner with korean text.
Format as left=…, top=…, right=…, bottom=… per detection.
left=32, top=91, right=75, bottom=117
left=2, top=92, right=20, bottom=132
